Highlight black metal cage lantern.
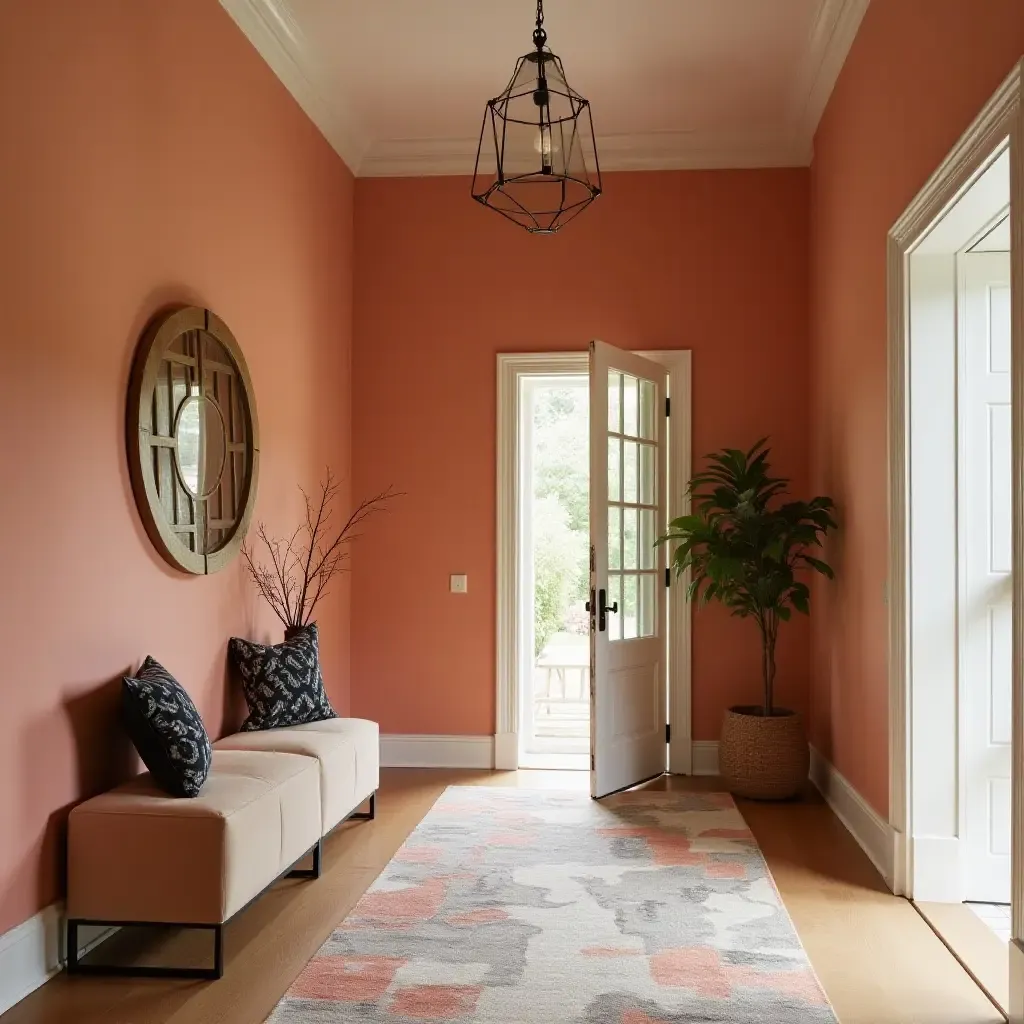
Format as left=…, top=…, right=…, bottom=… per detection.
left=472, top=0, right=602, bottom=234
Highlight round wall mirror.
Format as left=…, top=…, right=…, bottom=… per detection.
left=127, top=307, right=260, bottom=574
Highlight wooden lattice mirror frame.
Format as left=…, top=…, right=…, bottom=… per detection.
left=127, top=306, right=260, bottom=574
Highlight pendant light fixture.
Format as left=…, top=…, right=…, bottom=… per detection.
left=472, top=0, right=602, bottom=234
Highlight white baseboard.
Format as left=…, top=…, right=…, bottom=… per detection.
left=691, top=740, right=720, bottom=776
left=809, top=745, right=896, bottom=890
left=493, top=732, right=518, bottom=771
left=0, top=903, right=116, bottom=1015
left=380, top=734, right=495, bottom=769
left=0, top=903, right=61, bottom=1013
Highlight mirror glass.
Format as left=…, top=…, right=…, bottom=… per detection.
left=176, top=396, right=227, bottom=498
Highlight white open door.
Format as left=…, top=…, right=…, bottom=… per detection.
left=589, top=340, right=668, bottom=798
left=961, top=250, right=1012, bottom=902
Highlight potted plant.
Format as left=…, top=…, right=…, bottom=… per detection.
left=658, top=439, right=836, bottom=799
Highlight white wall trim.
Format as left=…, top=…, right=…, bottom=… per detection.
left=0, top=904, right=115, bottom=1015
left=638, top=351, right=694, bottom=776
left=496, top=353, right=589, bottom=771
left=789, top=0, right=869, bottom=161
left=221, top=0, right=867, bottom=177
left=0, top=904, right=61, bottom=1014
left=496, top=351, right=693, bottom=776
left=359, top=133, right=808, bottom=178
left=691, top=741, right=720, bottom=777
left=810, top=746, right=896, bottom=889
left=380, top=734, right=495, bottom=769
left=886, top=61, right=1024, bottom=931
left=218, top=0, right=367, bottom=171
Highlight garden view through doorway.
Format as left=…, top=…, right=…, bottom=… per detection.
left=518, top=376, right=590, bottom=770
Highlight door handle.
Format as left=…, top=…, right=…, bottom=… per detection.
left=598, top=588, right=618, bottom=632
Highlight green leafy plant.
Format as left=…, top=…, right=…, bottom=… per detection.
left=658, top=439, right=837, bottom=717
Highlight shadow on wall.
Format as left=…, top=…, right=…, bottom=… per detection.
left=118, top=286, right=211, bottom=580
left=12, top=653, right=247, bottom=919
left=10, top=674, right=137, bottom=916
left=221, top=649, right=248, bottom=736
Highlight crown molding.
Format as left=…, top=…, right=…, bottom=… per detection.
left=218, top=0, right=367, bottom=172
left=222, top=0, right=867, bottom=178
left=790, top=0, right=870, bottom=158
left=359, top=131, right=807, bottom=179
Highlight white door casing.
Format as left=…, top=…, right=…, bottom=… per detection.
left=883, top=58, right=1024, bottom=1018
left=962, top=251, right=1013, bottom=903
left=589, top=340, right=668, bottom=798
left=495, top=351, right=691, bottom=776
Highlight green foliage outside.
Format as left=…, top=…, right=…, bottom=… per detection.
left=531, top=386, right=589, bottom=656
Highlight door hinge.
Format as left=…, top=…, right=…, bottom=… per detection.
left=665, top=396, right=671, bottom=417
left=590, top=753, right=595, bottom=771
left=665, top=723, right=671, bottom=743
left=665, top=567, right=671, bottom=588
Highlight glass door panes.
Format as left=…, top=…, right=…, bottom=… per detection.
left=607, top=370, right=658, bottom=641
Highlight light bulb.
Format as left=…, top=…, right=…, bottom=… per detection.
left=534, top=126, right=560, bottom=155
left=534, top=124, right=560, bottom=169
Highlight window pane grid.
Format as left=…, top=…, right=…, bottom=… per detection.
left=606, top=369, right=659, bottom=642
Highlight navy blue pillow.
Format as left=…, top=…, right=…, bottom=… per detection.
left=122, top=657, right=212, bottom=797
left=229, top=623, right=336, bottom=732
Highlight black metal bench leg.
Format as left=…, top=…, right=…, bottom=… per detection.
left=287, top=838, right=322, bottom=880
left=65, top=920, right=223, bottom=979
left=350, top=791, right=376, bottom=821
left=213, top=924, right=224, bottom=979
left=67, top=918, right=79, bottom=973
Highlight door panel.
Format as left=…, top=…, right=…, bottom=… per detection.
left=961, top=251, right=1012, bottom=902
left=590, top=340, right=667, bottom=798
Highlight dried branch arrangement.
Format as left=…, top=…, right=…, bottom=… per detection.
left=241, top=470, right=398, bottom=630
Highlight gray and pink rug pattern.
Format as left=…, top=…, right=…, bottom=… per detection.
left=269, top=786, right=836, bottom=1022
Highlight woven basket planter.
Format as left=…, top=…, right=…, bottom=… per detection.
left=719, top=706, right=809, bottom=800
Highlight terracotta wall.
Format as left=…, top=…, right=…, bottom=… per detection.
left=809, top=1, right=1024, bottom=816
left=0, top=1, right=353, bottom=935
left=351, top=170, right=811, bottom=740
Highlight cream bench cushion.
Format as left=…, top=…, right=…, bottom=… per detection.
left=215, top=718, right=379, bottom=833
left=67, top=749, right=320, bottom=926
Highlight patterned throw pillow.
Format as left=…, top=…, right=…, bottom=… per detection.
left=228, top=623, right=336, bottom=732
left=122, top=657, right=212, bottom=798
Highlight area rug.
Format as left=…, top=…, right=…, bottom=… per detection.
left=268, top=787, right=837, bottom=1023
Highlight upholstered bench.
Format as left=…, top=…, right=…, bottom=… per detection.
left=215, top=717, right=380, bottom=834
left=66, top=719, right=380, bottom=980
left=66, top=749, right=321, bottom=980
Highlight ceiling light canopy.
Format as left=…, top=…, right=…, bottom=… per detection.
left=471, top=0, right=602, bottom=235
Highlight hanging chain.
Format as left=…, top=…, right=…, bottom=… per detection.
left=533, top=0, right=547, bottom=50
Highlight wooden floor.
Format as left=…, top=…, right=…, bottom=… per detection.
left=915, top=900, right=1009, bottom=1014
left=0, top=770, right=1005, bottom=1024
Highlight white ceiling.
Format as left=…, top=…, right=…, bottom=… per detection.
left=220, top=0, right=870, bottom=177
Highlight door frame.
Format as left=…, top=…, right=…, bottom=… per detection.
left=886, top=58, right=1024, bottom=1011
left=495, top=349, right=692, bottom=774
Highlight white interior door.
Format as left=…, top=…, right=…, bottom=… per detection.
left=961, top=250, right=1012, bottom=903
left=589, top=341, right=668, bottom=798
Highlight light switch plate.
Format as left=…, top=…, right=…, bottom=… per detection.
left=450, top=574, right=468, bottom=594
